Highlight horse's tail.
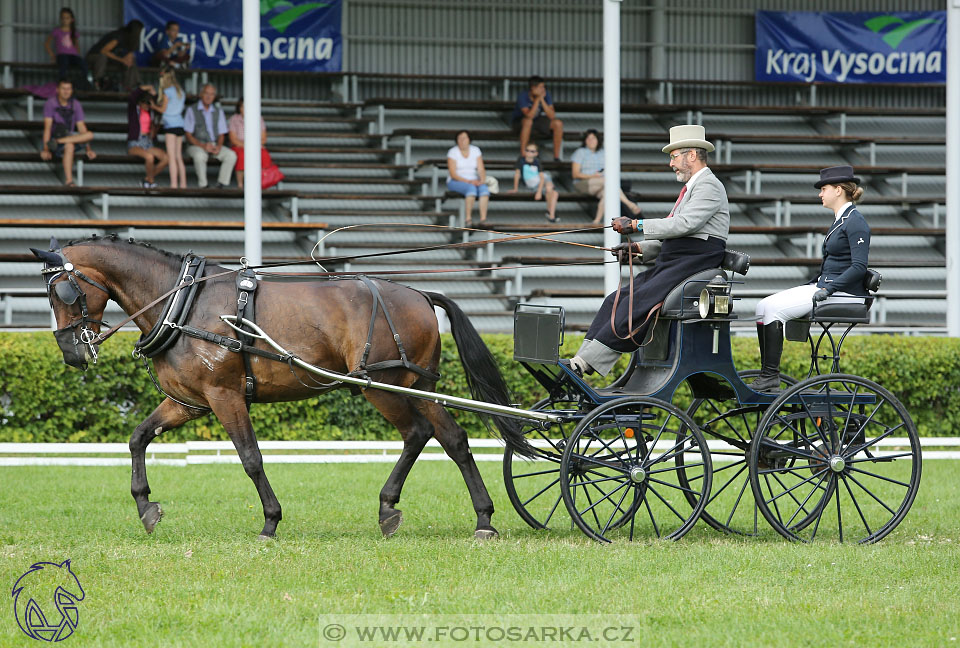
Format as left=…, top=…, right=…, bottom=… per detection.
left=426, top=292, right=537, bottom=459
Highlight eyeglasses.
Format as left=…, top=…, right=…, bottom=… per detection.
left=669, top=149, right=693, bottom=161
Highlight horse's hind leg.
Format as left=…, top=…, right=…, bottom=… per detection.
left=207, top=393, right=283, bottom=539
left=363, top=390, right=434, bottom=537
left=130, top=398, right=204, bottom=533
left=416, top=400, right=498, bottom=540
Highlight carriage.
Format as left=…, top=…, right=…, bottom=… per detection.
left=502, top=251, right=922, bottom=543
left=35, top=237, right=921, bottom=543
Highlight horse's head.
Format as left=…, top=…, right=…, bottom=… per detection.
left=30, top=237, right=110, bottom=370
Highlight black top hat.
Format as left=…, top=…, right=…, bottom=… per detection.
left=815, top=165, right=861, bottom=189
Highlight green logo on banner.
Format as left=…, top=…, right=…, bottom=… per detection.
left=260, top=0, right=332, bottom=34
left=863, top=15, right=940, bottom=50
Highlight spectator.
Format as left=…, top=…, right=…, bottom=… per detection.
left=184, top=83, right=236, bottom=189
left=151, top=21, right=191, bottom=69
left=126, top=85, right=168, bottom=189
left=571, top=129, right=641, bottom=225
left=86, top=19, right=142, bottom=91
left=511, top=75, right=564, bottom=161
left=446, top=130, right=488, bottom=227
left=508, top=142, right=560, bottom=223
left=153, top=68, right=186, bottom=188
left=44, top=7, right=89, bottom=85
left=40, top=79, right=96, bottom=186
left=227, top=98, right=284, bottom=190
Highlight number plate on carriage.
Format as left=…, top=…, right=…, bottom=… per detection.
left=513, top=304, right=564, bottom=363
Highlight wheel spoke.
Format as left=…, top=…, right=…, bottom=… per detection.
left=725, top=474, right=753, bottom=529
left=575, top=480, right=629, bottom=520
left=646, top=483, right=688, bottom=524
left=513, top=466, right=561, bottom=480
left=842, top=425, right=905, bottom=459
left=783, top=470, right=829, bottom=529
left=601, top=483, right=633, bottom=536
left=543, top=492, right=563, bottom=527
left=771, top=469, right=822, bottom=524
left=763, top=468, right=829, bottom=505
left=521, top=477, right=561, bottom=508
left=846, top=451, right=914, bottom=464
left=647, top=476, right=702, bottom=496
left=758, top=436, right=825, bottom=462
left=569, top=452, right=630, bottom=474
left=708, top=462, right=747, bottom=504
left=643, top=489, right=661, bottom=538
left=846, top=466, right=911, bottom=489
left=844, top=472, right=899, bottom=516
left=647, top=460, right=705, bottom=476
left=840, top=473, right=872, bottom=537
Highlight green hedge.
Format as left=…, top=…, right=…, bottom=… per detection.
left=1, top=331, right=958, bottom=441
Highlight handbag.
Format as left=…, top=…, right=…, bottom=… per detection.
left=260, top=148, right=284, bottom=189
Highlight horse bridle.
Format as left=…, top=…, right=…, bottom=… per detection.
left=40, top=250, right=110, bottom=368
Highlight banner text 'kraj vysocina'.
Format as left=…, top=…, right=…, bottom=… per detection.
left=755, top=11, right=945, bottom=84
left=125, top=0, right=342, bottom=72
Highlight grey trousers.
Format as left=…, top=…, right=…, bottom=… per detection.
left=86, top=53, right=140, bottom=88
left=186, top=145, right=237, bottom=187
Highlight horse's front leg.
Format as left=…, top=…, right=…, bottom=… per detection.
left=207, top=391, right=283, bottom=540
left=130, top=398, right=202, bottom=533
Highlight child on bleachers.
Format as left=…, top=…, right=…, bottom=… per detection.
left=44, top=7, right=89, bottom=87
left=126, top=85, right=168, bottom=189
left=508, top=142, right=559, bottom=223
left=153, top=67, right=186, bottom=188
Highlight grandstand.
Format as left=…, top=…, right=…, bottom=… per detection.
left=0, top=0, right=947, bottom=333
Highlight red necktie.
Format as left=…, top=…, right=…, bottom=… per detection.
left=668, top=185, right=687, bottom=218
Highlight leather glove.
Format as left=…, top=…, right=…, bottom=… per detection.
left=611, top=242, right=640, bottom=264
left=812, top=288, right=831, bottom=302
left=612, top=216, right=642, bottom=234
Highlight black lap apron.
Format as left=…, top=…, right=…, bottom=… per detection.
left=585, top=236, right=726, bottom=353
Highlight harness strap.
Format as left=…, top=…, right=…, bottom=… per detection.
left=179, top=325, right=289, bottom=363
left=235, top=268, right=258, bottom=405
left=353, top=275, right=440, bottom=383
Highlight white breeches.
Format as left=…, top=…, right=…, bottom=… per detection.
left=755, top=284, right=865, bottom=325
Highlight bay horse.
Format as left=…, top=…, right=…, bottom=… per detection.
left=30, top=235, right=535, bottom=540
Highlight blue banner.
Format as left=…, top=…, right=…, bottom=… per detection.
left=125, top=0, right=342, bottom=72
left=755, top=11, right=945, bottom=84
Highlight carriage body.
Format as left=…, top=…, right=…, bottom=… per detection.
left=505, top=257, right=921, bottom=544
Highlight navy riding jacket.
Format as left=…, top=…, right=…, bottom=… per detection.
left=811, top=205, right=871, bottom=296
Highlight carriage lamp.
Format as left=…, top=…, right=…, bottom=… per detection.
left=699, top=274, right=732, bottom=319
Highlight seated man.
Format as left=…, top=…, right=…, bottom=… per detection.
left=511, top=75, right=564, bottom=161
left=184, top=83, right=237, bottom=188
left=86, top=20, right=143, bottom=91
left=151, top=20, right=191, bottom=69
left=40, top=79, right=96, bottom=186
left=569, top=125, right=730, bottom=377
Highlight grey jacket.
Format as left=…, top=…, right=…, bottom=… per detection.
left=638, top=167, right=730, bottom=261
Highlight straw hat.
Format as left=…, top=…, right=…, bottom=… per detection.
left=662, top=124, right=715, bottom=153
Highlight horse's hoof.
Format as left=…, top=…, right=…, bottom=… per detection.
left=474, top=527, right=499, bottom=541
left=140, top=502, right=163, bottom=534
left=379, top=511, right=403, bottom=538
left=257, top=533, right=274, bottom=542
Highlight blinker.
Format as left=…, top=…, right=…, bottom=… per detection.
left=55, top=280, right=81, bottom=305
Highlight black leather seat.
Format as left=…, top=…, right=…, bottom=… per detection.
left=661, top=268, right=726, bottom=318
left=810, top=299, right=873, bottom=323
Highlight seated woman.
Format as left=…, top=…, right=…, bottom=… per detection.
left=571, top=129, right=641, bottom=225
left=446, top=130, right=489, bottom=226
left=750, top=166, right=871, bottom=391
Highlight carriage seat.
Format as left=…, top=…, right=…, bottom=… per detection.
left=784, top=269, right=881, bottom=340
left=659, top=250, right=750, bottom=318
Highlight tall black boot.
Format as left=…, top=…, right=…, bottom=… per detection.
left=750, top=321, right=783, bottom=392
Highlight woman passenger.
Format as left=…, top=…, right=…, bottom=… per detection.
left=750, top=166, right=871, bottom=391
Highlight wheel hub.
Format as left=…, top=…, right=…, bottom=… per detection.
left=629, top=466, right=647, bottom=483
left=829, top=455, right=846, bottom=472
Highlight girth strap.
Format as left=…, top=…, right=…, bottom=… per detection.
left=235, top=268, right=259, bottom=406
left=354, top=275, right=440, bottom=383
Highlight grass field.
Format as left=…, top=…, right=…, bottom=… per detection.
left=1, top=460, right=959, bottom=647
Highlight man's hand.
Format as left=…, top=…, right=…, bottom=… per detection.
left=812, top=288, right=831, bottom=302
left=211, top=144, right=221, bottom=155
left=611, top=242, right=640, bottom=264
left=204, top=142, right=216, bottom=153
left=612, top=216, right=642, bottom=234
left=121, top=52, right=135, bottom=67
left=40, top=148, right=52, bottom=161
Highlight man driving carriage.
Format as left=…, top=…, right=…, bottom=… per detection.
left=568, top=124, right=730, bottom=377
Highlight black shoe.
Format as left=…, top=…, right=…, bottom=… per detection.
left=750, top=373, right=781, bottom=392
left=215, top=182, right=228, bottom=189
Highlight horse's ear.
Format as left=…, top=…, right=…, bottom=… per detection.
left=30, top=248, right=63, bottom=265
left=49, top=236, right=61, bottom=251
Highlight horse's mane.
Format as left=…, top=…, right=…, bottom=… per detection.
left=65, top=234, right=185, bottom=261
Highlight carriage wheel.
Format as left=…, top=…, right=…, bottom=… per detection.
left=503, top=397, right=578, bottom=530
left=559, top=397, right=712, bottom=542
left=749, top=374, right=921, bottom=543
left=680, top=370, right=797, bottom=536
